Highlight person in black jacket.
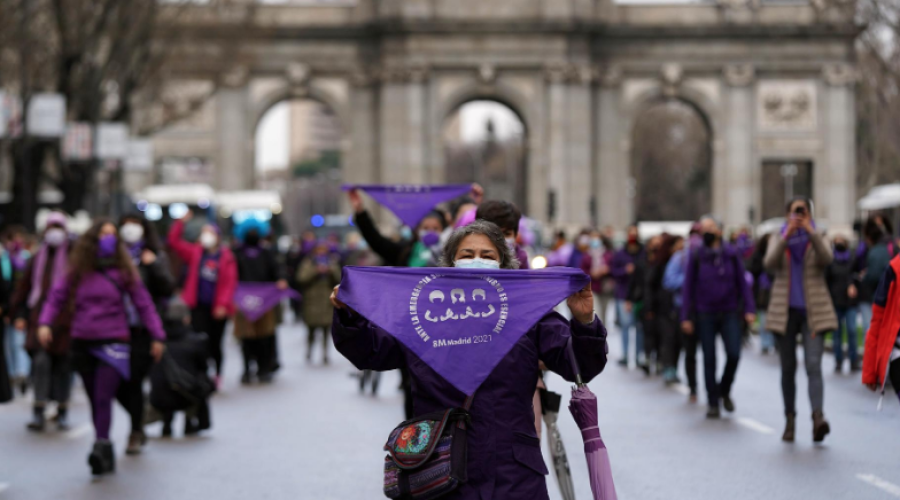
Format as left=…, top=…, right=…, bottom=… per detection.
left=117, top=213, right=176, bottom=454
left=627, top=235, right=665, bottom=376
left=234, top=227, right=288, bottom=384
left=826, top=234, right=860, bottom=373
left=149, top=298, right=212, bottom=437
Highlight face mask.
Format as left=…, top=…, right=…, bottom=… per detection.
left=589, top=238, right=601, bottom=249
left=44, top=228, right=67, bottom=248
left=400, top=227, right=413, bottom=241
left=834, top=243, right=847, bottom=252
left=454, top=258, right=501, bottom=270
left=98, top=235, right=118, bottom=258
left=199, top=232, right=217, bottom=250
left=703, top=232, right=717, bottom=247
left=627, top=235, right=638, bottom=244
left=419, top=230, right=440, bottom=247
left=120, top=223, right=144, bottom=245
left=505, top=238, right=517, bottom=252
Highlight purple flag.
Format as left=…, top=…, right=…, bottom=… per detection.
left=338, top=266, right=589, bottom=395
left=89, top=344, right=131, bottom=381
left=343, top=184, right=472, bottom=229
left=234, top=283, right=302, bottom=322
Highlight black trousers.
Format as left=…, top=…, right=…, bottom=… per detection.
left=241, top=335, right=278, bottom=375
left=192, top=305, right=228, bottom=376
left=682, top=330, right=699, bottom=394
left=658, top=313, right=682, bottom=370
left=115, top=328, right=153, bottom=434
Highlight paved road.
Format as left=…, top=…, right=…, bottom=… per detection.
left=1, top=314, right=898, bottom=500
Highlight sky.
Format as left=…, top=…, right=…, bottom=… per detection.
left=255, top=100, right=525, bottom=172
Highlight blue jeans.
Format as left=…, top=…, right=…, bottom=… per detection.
left=615, top=299, right=644, bottom=365
left=758, top=311, right=775, bottom=350
left=696, top=312, right=742, bottom=408
left=4, top=325, right=30, bottom=378
left=858, top=301, right=873, bottom=344
left=833, top=306, right=859, bottom=366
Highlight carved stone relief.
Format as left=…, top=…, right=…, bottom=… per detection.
left=757, top=80, right=817, bottom=132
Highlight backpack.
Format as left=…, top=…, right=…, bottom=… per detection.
left=863, top=243, right=899, bottom=292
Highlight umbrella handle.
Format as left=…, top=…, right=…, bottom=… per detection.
left=566, top=337, right=586, bottom=388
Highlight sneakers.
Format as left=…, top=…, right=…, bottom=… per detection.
left=706, top=407, right=721, bottom=419
left=161, top=421, right=173, bottom=438
left=722, top=396, right=735, bottom=413
left=54, top=407, right=71, bottom=431
left=617, top=358, right=628, bottom=367
left=88, top=440, right=115, bottom=476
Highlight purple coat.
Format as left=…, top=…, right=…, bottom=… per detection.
left=333, top=309, right=608, bottom=500
left=39, top=268, right=165, bottom=342
left=609, top=245, right=643, bottom=300
left=680, top=244, right=755, bottom=322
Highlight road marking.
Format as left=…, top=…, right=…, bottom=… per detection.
left=64, top=424, right=92, bottom=440
left=0, top=483, right=9, bottom=493
left=669, top=384, right=691, bottom=396
left=857, top=474, right=900, bottom=497
left=735, top=417, right=776, bottom=435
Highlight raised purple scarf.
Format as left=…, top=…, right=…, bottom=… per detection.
left=28, top=241, right=69, bottom=308
left=343, top=184, right=471, bottom=229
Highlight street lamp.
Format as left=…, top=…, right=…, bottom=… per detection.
left=780, top=163, right=798, bottom=203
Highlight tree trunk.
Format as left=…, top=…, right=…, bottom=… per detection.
left=58, top=161, right=95, bottom=215
left=7, top=139, right=44, bottom=232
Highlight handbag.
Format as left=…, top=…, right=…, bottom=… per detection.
left=383, top=395, right=474, bottom=500
left=160, top=352, right=214, bottom=403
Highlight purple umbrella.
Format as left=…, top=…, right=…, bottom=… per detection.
left=567, top=342, right=617, bottom=500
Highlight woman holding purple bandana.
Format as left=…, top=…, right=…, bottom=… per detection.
left=38, top=219, right=166, bottom=476
left=764, top=198, right=837, bottom=443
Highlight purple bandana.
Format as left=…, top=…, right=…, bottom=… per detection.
left=337, top=266, right=589, bottom=395
left=343, top=184, right=471, bottom=229
left=234, top=283, right=302, bottom=322
left=89, top=344, right=131, bottom=380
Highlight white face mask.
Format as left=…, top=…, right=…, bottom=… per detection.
left=199, top=231, right=217, bottom=250
left=44, top=228, right=67, bottom=248
left=454, top=258, right=500, bottom=270
left=120, top=223, right=144, bottom=244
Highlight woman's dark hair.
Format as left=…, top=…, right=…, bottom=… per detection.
left=440, top=220, right=520, bottom=269
left=68, top=219, right=137, bottom=295
left=874, top=214, right=894, bottom=236
left=864, top=216, right=885, bottom=244
left=119, top=212, right=163, bottom=253
left=420, top=210, right=449, bottom=231
left=785, top=197, right=813, bottom=217
left=659, top=233, right=680, bottom=264
left=756, top=233, right=772, bottom=257
left=476, top=200, right=522, bottom=235
left=448, top=196, right=475, bottom=219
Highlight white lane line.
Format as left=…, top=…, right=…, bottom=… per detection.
left=0, top=482, right=10, bottom=493
left=669, top=384, right=691, bottom=396
left=64, top=424, right=92, bottom=440
left=735, top=417, right=776, bottom=435
left=857, top=474, right=900, bottom=497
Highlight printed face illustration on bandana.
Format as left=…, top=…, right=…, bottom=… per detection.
left=411, top=275, right=509, bottom=346
left=200, top=259, right=219, bottom=282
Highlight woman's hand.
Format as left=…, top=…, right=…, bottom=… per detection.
left=14, top=318, right=26, bottom=331
left=470, top=183, right=485, bottom=204
left=865, top=383, right=878, bottom=392
left=330, top=285, right=347, bottom=309
left=348, top=189, right=364, bottom=214
left=566, top=284, right=594, bottom=325
left=37, top=326, right=53, bottom=348
left=150, top=341, right=166, bottom=363
left=141, top=249, right=157, bottom=265
left=848, top=284, right=858, bottom=299
left=213, top=306, right=228, bottom=319
left=276, top=279, right=288, bottom=290
left=681, top=320, right=694, bottom=335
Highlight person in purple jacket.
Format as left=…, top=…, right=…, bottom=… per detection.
left=38, top=220, right=166, bottom=476
left=330, top=220, right=608, bottom=500
left=610, top=224, right=644, bottom=368
left=681, top=216, right=756, bottom=419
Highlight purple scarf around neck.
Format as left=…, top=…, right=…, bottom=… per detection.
left=28, top=241, right=69, bottom=308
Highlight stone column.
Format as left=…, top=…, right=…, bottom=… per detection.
left=379, top=69, right=410, bottom=186
left=596, top=66, right=626, bottom=227
left=565, top=65, right=595, bottom=227
left=546, top=64, right=569, bottom=224
left=407, top=67, right=429, bottom=184
left=723, top=64, right=755, bottom=226
left=342, top=72, right=380, bottom=216
left=215, top=67, right=253, bottom=190
left=822, top=63, right=856, bottom=227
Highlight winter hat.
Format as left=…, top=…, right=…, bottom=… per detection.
left=164, top=297, right=191, bottom=323
left=45, top=211, right=68, bottom=229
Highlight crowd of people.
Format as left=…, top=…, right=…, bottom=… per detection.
left=1, top=186, right=899, bottom=497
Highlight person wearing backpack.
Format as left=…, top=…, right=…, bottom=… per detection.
left=681, top=216, right=756, bottom=419
left=764, top=198, right=837, bottom=444
left=856, top=217, right=899, bottom=348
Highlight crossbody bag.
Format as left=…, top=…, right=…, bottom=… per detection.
left=383, top=394, right=474, bottom=500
